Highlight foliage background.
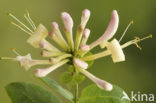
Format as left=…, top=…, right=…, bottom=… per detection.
left=0, top=0, right=156, bottom=102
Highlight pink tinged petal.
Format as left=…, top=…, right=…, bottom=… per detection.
left=51, top=22, right=69, bottom=50
left=81, top=28, right=91, bottom=45
left=61, top=12, right=74, bottom=50
left=107, top=39, right=125, bottom=63
left=75, top=10, right=90, bottom=51
left=39, top=40, right=48, bottom=49
left=34, top=59, right=69, bottom=77
left=16, top=54, right=33, bottom=71
left=89, top=10, right=119, bottom=49
left=61, top=12, right=73, bottom=32
left=76, top=66, right=113, bottom=91
left=80, top=44, right=90, bottom=51
left=49, top=32, right=56, bottom=38
left=51, top=22, right=59, bottom=30
left=93, top=77, right=113, bottom=91
left=27, top=24, right=48, bottom=48
left=74, top=58, right=88, bottom=69
left=81, top=9, right=91, bottom=29
left=83, top=28, right=90, bottom=39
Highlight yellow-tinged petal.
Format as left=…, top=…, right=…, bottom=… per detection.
left=107, top=39, right=125, bottom=63
left=27, top=24, right=48, bottom=48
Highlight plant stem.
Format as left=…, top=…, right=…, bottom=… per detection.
left=74, top=66, right=79, bottom=103
left=74, top=83, right=79, bottom=103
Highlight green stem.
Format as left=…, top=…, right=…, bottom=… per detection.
left=74, top=83, right=79, bottom=103
left=73, top=66, right=79, bottom=103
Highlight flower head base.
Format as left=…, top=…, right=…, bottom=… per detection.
left=1, top=9, right=151, bottom=91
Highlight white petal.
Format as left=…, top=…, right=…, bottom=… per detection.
left=27, top=24, right=48, bottom=48
left=107, top=39, right=125, bottom=63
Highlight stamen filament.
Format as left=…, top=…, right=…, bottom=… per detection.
left=10, top=21, right=32, bottom=35
left=26, top=10, right=36, bottom=30
left=24, top=14, right=36, bottom=31
left=10, top=48, right=21, bottom=56
left=119, top=20, right=133, bottom=42
left=121, top=35, right=152, bottom=49
left=8, top=13, right=33, bottom=33
left=139, top=35, right=152, bottom=41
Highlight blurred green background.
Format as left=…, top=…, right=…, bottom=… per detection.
left=0, top=0, right=156, bottom=102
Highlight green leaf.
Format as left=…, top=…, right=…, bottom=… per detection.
left=68, top=65, right=74, bottom=72
left=84, top=52, right=94, bottom=68
left=59, top=72, right=73, bottom=84
left=73, top=74, right=85, bottom=84
left=41, top=77, right=73, bottom=101
left=79, top=84, right=131, bottom=103
left=5, top=82, right=62, bottom=103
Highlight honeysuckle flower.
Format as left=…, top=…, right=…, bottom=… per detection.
left=74, top=58, right=112, bottom=91
left=35, top=59, right=69, bottom=77
left=1, top=9, right=151, bottom=91
left=1, top=49, right=51, bottom=71
left=89, top=10, right=119, bottom=50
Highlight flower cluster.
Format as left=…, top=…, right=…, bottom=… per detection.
left=1, top=9, right=151, bottom=91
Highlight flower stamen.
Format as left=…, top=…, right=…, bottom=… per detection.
left=25, top=10, right=36, bottom=30
left=119, top=21, right=133, bottom=42
left=8, top=13, right=33, bottom=33
left=121, top=35, right=152, bottom=49
left=10, top=21, right=32, bottom=35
